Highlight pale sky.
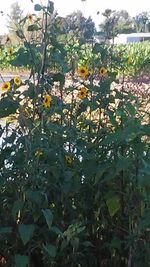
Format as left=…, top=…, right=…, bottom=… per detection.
left=0, top=0, right=149, bottom=34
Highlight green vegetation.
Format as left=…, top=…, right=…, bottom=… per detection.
left=0, top=1, right=150, bottom=267
left=114, top=41, right=150, bottom=75
left=99, top=9, right=150, bottom=35
left=0, top=41, right=150, bottom=75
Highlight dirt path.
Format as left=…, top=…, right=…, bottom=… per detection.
left=0, top=73, right=29, bottom=83
left=0, top=71, right=150, bottom=97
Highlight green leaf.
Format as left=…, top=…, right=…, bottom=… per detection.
left=23, top=83, right=35, bottom=99
left=93, top=43, right=103, bottom=53
left=15, top=254, right=29, bottom=267
left=19, top=224, right=35, bottom=245
left=25, top=189, right=43, bottom=205
left=10, top=48, right=31, bottom=66
left=51, top=226, right=62, bottom=236
left=52, top=73, right=65, bottom=88
left=42, top=209, right=53, bottom=229
left=70, top=237, right=79, bottom=251
left=82, top=241, right=94, bottom=247
left=60, top=239, right=68, bottom=251
left=0, top=97, right=19, bottom=118
left=16, top=29, right=24, bottom=39
left=3, top=131, right=16, bottom=144
left=43, top=244, right=56, bottom=258
left=106, top=196, right=120, bottom=217
left=27, top=24, right=40, bottom=32
left=0, top=227, right=13, bottom=234
left=110, top=236, right=122, bottom=250
left=142, top=124, right=150, bottom=136
left=34, top=4, right=42, bottom=11
left=47, top=1, right=54, bottom=13
left=116, top=155, right=131, bottom=173
left=83, top=159, right=98, bottom=179
left=94, top=164, right=110, bottom=184
left=139, top=213, right=150, bottom=230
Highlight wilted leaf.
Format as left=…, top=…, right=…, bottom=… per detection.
left=12, top=200, right=24, bottom=220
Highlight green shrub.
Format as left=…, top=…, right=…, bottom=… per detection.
left=0, top=2, right=150, bottom=267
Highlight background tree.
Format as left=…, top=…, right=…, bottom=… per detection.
left=7, top=2, right=23, bottom=31
left=134, top=12, right=150, bottom=32
left=99, top=9, right=120, bottom=41
left=114, top=10, right=135, bottom=33
left=99, top=9, right=135, bottom=41
left=64, top=11, right=95, bottom=41
left=7, top=2, right=23, bottom=43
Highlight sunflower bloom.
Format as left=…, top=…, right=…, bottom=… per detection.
left=14, top=76, right=22, bottom=86
left=78, top=87, right=88, bottom=100
left=43, top=94, right=52, bottom=108
left=1, top=81, right=11, bottom=92
left=76, top=66, right=89, bottom=78
left=35, top=149, right=43, bottom=157
left=7, top=47, right=13, bottom=56
left=65, top=155, right=73, bottom=164
left=28, top=14, right=33, bottom=23
left=99, top=67, right=108, bottom=76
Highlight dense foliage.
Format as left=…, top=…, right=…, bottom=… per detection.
left=0, top=41, right=150, bottom=76
left=0, top=2, right=150, bottom=267
left=114, top=41, right=150, bottom=75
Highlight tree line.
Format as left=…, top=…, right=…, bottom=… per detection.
left=5, top=2, right=150, bottom=44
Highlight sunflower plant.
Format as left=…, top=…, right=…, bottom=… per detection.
left=0, top=2, right=150, bottom=267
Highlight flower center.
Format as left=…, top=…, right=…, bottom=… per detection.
left=81, top=69, right=85, bottom=73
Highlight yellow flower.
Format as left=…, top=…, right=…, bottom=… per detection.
left=35, top=149, right=43, bottom=157
left=99, top=67, right=108, bottom=76
left=65, top=155, right=73, bottom=164
left=7, top=47, right=13, bottom=56
left=28, top=14, right=33, bottom=23
left=127, top=56, right=132, bottom=64
left=14, top=76, right=22, bottom=86
left=1, top=81, right=11, bottom=92
left=76, top=66, right=89, bottom=78
left=43, top=94, right=52, bottom=108
left=78, top=87, right=88, bottom=100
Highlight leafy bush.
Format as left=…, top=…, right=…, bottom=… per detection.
left=0, top=2, right=150, bottom=267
